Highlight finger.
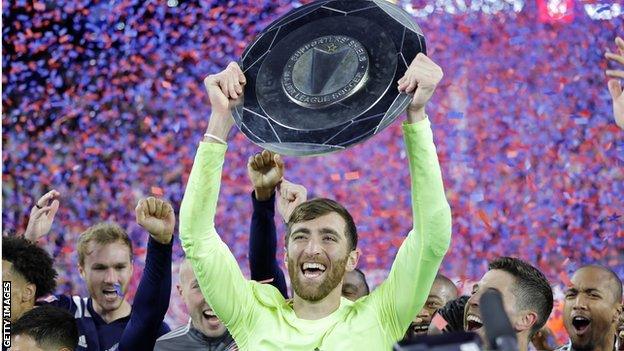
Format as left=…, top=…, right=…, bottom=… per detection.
left=255, top=153, right=265, bottom=168
left=33, top=205, right=54, bottom=219
left=47, top=200, right=60, bottom=219
left=606, top=52, right=624, bottom=65
left=247, top=155, right=257, bottom=170
left=228, top=62, right=246, bottom=84
left=608, top=79, right=622, bottom=100
left=274, top=154, right=285, bottom=174
left=165, top=202, right=175, bottom=219
left=155, top=199, right=164, bottom=218
left=606, top=70, right=624, bottom=79
left=216, top=76, right=230, bottom=99
left=227, top=73, right=239, bottom=99
left=147, top=197, right=157, bottom=215
left=135, top=200, right=146, bottom=223
left=616, top=37, right=624, bottom=53
left=261, top=149, right=273, bottom=166
left=37, top=189, right=58, bottom=207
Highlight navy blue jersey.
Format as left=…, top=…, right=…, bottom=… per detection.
left=43, top=237, right=172, bottom=351
left=47, top=294, right=169, bottom=351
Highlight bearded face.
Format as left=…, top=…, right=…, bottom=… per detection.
left=286, top=212, right=354, bottom=302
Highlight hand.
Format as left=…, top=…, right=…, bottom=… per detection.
left=247, top=150, right=284, bottom=201
left=397, top=53, right=444, bottom=123
left=24, top=189, right=60, bottom=243
left=277, top=180, right=307, bottom=223
left=616, top=308, right=624, bottom=350
left=530, top=326, right=557, bottom=351
left=203, top=62, right=246, bottom=140
left=606, top=37, right=624, bottom=130
left=135, top=197, right=175, bottom=245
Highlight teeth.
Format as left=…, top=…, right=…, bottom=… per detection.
left=302, top=262, right=326, bottom=271
left=202, top=311, right=216, bottom=318
left=467, top=315, right=482, bottom=324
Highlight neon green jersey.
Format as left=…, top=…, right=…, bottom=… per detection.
left=180, top=118, right=452, bottom=350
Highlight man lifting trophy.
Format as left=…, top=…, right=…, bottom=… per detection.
left=233, top=0, right=427, bottom=156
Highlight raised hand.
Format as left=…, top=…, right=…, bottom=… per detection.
left=606, top=36, right=624, bottom=130
left=277, top=179, right=308, bottom=223
left=135, top=197, right=175, bottom=245
left=247, top=150, right=284, bottom=201
left=24, top=189, right=61, bottom=243
left=397, top=53, right=444, bottom=123
left=203, top=62, right=246, bottom=142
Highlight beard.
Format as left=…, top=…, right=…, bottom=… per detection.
left=288, top=254, right=348, bottom=302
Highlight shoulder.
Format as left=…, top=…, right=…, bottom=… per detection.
left=39, top=295, right=91, bottom=318
left=155, top=324, right=190, bottom=343
left=249, top=280, right=287, bottom=308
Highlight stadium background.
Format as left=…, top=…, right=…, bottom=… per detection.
left=2, top=0, right=623, bottom=340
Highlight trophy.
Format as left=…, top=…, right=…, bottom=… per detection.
left=234, top=0, right=426, bottom=156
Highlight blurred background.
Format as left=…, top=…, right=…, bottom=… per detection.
left=2, top=0, right=623, bottom=339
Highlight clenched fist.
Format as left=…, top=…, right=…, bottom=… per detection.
left=135, top=197, right=175, bottom=245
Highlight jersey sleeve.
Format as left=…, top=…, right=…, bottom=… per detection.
left=367, top=118, right=452, bottom=341
left=179, top=142, right=258, bottom=345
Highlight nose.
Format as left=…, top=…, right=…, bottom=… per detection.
left=417, top=307, right=432, bottom=319
left=104, top=268, right=118, bottom=284
left=572, top=294, right=588, bottom=310
left=467, top=291, right=481, bottom=309
left=303, top=235, right=322, bottom=256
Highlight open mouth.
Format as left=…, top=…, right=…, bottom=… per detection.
left=410, top=323, right=429, bottom=334
left=301, top=262, right=327, bottom=279
left=102, top=288, right=118, bottom=299
left=202, top=309, right=219, bottom=321
left=466, top=314, right=483, bottom=331
left=571, top=316, right=591, bottom=334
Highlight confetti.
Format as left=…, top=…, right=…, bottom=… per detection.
left=2, top=0, right=622, bottom=335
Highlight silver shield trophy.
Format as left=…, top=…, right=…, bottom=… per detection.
left=234, top=0, right=426, bottom=156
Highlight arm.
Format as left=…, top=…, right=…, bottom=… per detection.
left=370, top=54, right=452, bottom=341
left=249, top=192, right=288, bottom=298
left=246, top=150, right=288, bottom=297
left=606, top=36, right=624, bottom=130
left=118, top=197, right=174, bottom=351
left=179, top=63, right=257, bottom=341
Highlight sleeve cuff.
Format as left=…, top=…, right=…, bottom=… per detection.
left=251, top=191, right=276, bottom=213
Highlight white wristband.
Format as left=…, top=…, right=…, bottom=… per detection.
left=203, top=133, right=227, bottom=145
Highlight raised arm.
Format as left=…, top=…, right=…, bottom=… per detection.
left=371, top=53, right=452, bottom=341
left=606, top=36, right=624, bottom=130
left=23, top=189, right=60, bottom=244
left=247, top=150, right=289, bottom=298
left=118, top=197, right=174, bottom=351
left=179, top=62, right=257, bottom=341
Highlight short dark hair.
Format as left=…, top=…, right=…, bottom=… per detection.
left=12, top=305, right=78, bottom=350
left=577, top=265, right=623, bottom=303
left=489, top=257, right=553, bottom=338
left=287, top=198, right=358, bottom=250
left=353, top=268, right=370, bottom=295
left=2, top=236, right=57, bottom=298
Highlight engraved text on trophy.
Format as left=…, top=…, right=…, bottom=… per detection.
left=282, top=35, right=369, bottom=108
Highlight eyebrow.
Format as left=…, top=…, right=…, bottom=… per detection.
left=291, top=227, right=342, bottom=237
left=291, top=228, right=311, bottom=235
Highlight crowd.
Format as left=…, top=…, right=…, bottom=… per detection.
left=2, top=0, right=624, bottom=350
